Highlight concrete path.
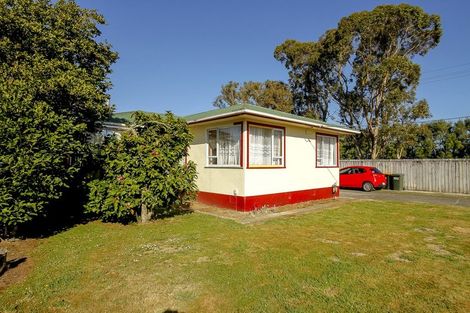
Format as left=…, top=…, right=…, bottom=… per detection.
left=340, top=189, right=470, bottom=207
left=192, top=198, right=349, bottom=224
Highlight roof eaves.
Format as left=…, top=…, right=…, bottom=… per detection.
left=186, top=107, right=360, bottom=134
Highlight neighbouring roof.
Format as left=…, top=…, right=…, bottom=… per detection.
left=107, top=111, right=158, bottom=124
left=184, top=104, right=360, bottom=135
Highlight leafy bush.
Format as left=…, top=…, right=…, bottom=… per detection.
left=0, top=91, right=85, bottom=235
left=85, top=112, right=198, bottom=223
left=0, top=0, right=117, bottom=237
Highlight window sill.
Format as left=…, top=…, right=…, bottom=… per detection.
left=247, top=165, right=285, bottom=169
left=205, top=166, right=243, bottom=169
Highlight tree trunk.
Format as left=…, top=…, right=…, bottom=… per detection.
left=371, top=135, right=379, bottom=159
left=370, top=127, right=381, bottom=159
left=0, top=249, right=7, bottom=274
left=140, top=203, right=152, bottom=223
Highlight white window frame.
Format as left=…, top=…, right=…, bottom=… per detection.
left=248, top=124, right=285, bottom=168
left=206, top=125, right=241, bottom=167
left=316, top=134, right=338, bottom=167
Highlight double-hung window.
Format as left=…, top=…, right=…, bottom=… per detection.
left=248, top=125, right=284, bottom=167
left=207, top=125, right=241, bottom=166
left=316, top=134, right=338, bottom=167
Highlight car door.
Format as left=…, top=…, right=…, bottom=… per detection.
left=340, top=168, right=353, bottom=187
left=354, top=168, right=368, bottom=188
left=346, top=167, right=360, bottom=188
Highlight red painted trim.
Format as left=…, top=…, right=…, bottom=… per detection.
left=247, top=122, right=286, bottom=169
left=233, top=121, right=244, bottom=168
left=315, top=132, right=339, bottom=168
left=197, top=191, right=246, bottom=211
left=197, top=187, right=339, bottom=212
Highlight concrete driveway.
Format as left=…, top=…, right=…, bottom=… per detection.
left=340, top=189, right=470, bottom=208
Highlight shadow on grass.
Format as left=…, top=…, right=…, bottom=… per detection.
left=154, top=208, right=193, bottom=220
left=0, top=256, right=27, bottom=277
left=7, top=257, right=27, bottom=269
left=13, top=204, right=194, bottom=240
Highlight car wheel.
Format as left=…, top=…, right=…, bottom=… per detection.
left=362, top=182, right=374, bottom=192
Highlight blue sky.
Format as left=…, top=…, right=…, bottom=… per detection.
left=77, top=0, right=470, bottom=121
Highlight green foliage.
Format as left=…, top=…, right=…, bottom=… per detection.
left=274, top=40, right=330, bottom=120
left=276, top=4, right=442, bottom=158
left=407, top=119, right=470, bottom=159
left=0, top=0, right=117, bottom=235
left=85, top=112, right=198, bottom=223
left=342, top=118, right=470, bottom=159
left=214, top=80, right=294, bottom=113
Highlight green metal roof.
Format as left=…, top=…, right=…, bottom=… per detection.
left=107, top=111, right=157, bottom=124
left=109, top=104, right=359, bottom=134
left=183, top=104, right=358, bottom=134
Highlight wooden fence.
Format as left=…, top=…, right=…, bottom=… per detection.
left=340, top=159, right=470, bottom=194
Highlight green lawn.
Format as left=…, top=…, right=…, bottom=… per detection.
left=1, top=201, right=469, bottom=313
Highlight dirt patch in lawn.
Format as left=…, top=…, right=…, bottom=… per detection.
left=191, top=197, right=355, bottom=224
left=0, top=238, right=42, bottom=292
left=388, top=251, right=413, bottom=263
left=452, top=226, right=470, bottom=235
left=426, top=243, right=452, bottom=256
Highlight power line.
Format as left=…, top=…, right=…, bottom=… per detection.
left=421, top=72, right=470, bottom=84
left=421, top=69, right=470, bottom=81
left=421, top=61, right=470, bottom=74
left=417, top=115, right=470, bottom=124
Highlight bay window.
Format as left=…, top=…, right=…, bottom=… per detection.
left=316, top=134, right=338, bottom=167
left=248, top=124, right=284, bottom=167
left=207, top=125, right=241, bottom=166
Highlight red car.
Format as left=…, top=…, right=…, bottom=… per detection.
left=339, top=166, right=387, bottom=191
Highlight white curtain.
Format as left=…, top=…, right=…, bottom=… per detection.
left=218, top=126, right=240, bottom=165
left=318, top=135, right=337, bottom=166
left=273, top=130, right=283, bottom=165
left=249, top=127, right=272, bottom=165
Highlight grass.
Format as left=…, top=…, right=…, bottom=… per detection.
left=0, top=200, right=469, bottom=313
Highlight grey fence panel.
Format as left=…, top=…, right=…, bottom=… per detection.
left=340, top=159, right=470, bottom=194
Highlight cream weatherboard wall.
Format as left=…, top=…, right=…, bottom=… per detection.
left=188, top=120, right=245, bottom=197
left=244, top=125, right=339, bottom=196
left=188, top=117, right=340, bottom=198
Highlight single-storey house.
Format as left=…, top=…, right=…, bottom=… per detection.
left=105, top=104, right=359, bottom=211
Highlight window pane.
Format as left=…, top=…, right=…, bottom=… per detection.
left=249, top=126, right=273, bottom=165
left=208, top=129, right=217, bottom=157
left=208, top=157, right=217, bottom=165
left=218, top=126, right=240, bottom=165
left=317, top=135, right=337, bottom=166
left=273, top=130, right=283, bottom=158
left=372, top=167, right=382, bottom=174
left=207, top=126, right=240, bottom=166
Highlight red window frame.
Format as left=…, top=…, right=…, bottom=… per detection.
left=315, top=133, right=339, bottom=168
left=247, top=122, right=286, bottom=169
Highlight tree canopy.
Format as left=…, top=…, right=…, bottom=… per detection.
left=0, top=0, right=117, bottom=235
left=275, top=4, right=442, bottom=158
left=214, top=80, right=294, bottom=113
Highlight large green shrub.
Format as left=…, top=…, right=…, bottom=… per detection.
left=85, top=112, right=198, bottom=223
left=0, top=0, right=117, bottom=236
